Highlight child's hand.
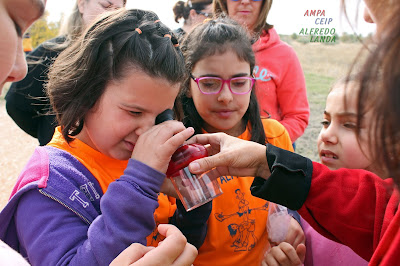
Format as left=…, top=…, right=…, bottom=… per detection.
left=285, top=217, right=305, bottom=249
left=131, top=121, right=194, bottom=173
left=110, top=243, right=154, bottom=265
left=262, top=242, right=306, bottom=266
left=160, top=178, right=179, bottom=198
left=265, top=216, right=306, bottom=266
left=110, top=224, right=198, bottom=266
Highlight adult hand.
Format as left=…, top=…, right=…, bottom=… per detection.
left=262, top=242, right=306, bottom=266
left=186, top=133, right=270, bottom=178
left=132, top=121, right=194, bottom=174
left=110, top=224, right=198, bottom=266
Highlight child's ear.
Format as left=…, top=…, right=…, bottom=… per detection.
left=189, top=9, right=198, bottom=20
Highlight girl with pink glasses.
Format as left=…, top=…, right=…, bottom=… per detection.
left=174, top=17, right=306, bottom=266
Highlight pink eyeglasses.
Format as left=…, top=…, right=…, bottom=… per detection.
left=190, top=74, right=255, bottom=95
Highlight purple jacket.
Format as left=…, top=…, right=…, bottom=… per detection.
left=0, top=146, right=173, bottom=265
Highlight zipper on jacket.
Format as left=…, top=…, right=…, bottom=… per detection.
left=39, top=189, right=92, bottom=225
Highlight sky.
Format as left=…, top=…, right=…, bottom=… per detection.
left=46, top=0, right=376, bottom=36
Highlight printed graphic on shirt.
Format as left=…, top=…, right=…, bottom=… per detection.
left=79, top=181, right=100, bottom=202
left=149, top=217, right=164, bottom=245
left=219, top=175, right=237, bottom=184
left=254, top=66, right=273, bottom=82
left=214, top=188, right=269, bottom=252
left=69, top=190, right=89, bottom=208
left=147, top=193, right=173, bottom=246
left=88, top=182, right=100, bottom=199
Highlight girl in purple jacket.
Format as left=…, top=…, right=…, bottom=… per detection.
left=0, top=9, right=206, bottom=266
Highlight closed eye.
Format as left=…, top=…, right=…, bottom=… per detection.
left=129, top=111, right=142, bottom=117
left=344, top=123, right=357, bottom=129
left=232, top=81, right=247, bottom=87
left=203, top=82, right=217, bottom=88
left=100, top=1, right=114, bottom=9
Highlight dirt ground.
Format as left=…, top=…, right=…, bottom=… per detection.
left=0, top=100, right=38, bottom=209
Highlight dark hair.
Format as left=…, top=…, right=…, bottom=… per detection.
left=213, top=0, right=273, bottom=35
left=176, top=17, right=267, bottom=145
left=47, top=9, right=185, bottom=143
left=341, top=1, right=400, bottom=183
left=357, top=11, right=400, bottom=182
left=173, top=0, right=213, bottom=23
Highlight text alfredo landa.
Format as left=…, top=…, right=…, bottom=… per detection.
left=300, top=10, right=336, bottom=43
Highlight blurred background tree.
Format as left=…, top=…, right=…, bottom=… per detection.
left=28, top=11, right=62, bottom=48
left=340, top=32, right=363, bottom=43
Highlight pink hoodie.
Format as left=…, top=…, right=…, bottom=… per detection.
left=301, top=217, right=368, bottom=266
left=253, top=28, right=309, bottom=142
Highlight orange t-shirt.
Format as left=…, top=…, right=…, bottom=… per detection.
left=48, top=127, right=176, bottom=245
left=155, top=118, right=293, bottom=265
left=195, top=118, right=293, bottom=265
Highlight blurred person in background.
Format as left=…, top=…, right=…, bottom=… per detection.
left=173, top=0, right=213, bottom=39
left=213, top=0, right=309, bottom=145
left=5, top=0, right=126, bottom=146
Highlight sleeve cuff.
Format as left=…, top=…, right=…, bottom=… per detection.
left=287, top=209, right=302, bottom=225
left=250, top=144, right=312, bottom=210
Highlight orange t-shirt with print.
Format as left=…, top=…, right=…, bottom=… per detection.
left=48, top=127, right=176, bottom=245
left=194, top=118, right=293, bottom=265
left=170, top=118, right=291, bottom=265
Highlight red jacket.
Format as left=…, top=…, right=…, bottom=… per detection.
left=251, top=144, right=400, bottom=265
left=301, top=163, right=400, bottom=265
left=253, top=28, right=309, bottom=142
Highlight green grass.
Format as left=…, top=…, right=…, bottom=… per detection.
left=305, top=73, right=335, bottom=96
left=305, top=73, right=335, bottom=110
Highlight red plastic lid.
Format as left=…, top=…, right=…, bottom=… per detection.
left=166, top=144, right=208, bottom=177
